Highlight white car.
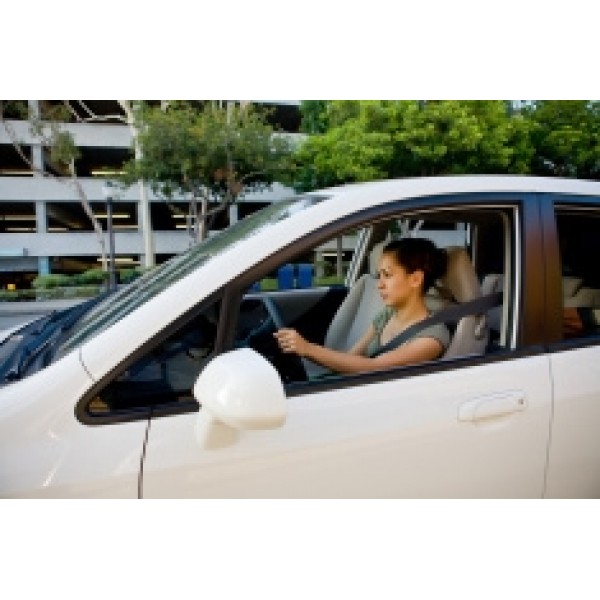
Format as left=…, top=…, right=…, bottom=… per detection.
left=1, top=175, right=600, bottom=498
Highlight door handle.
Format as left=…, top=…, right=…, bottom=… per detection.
left=458, top=391, right=527, bottom=422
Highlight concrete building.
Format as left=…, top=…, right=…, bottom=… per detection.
left=0, top=100, right=303, bottom=289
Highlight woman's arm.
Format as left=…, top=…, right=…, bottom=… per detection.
left=274, top=328, right=443, bottom=375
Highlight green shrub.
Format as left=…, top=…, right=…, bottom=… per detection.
left=32, top=274, right=73, bottom=289
left=74, top=285, right=102, bottom=298
left=260, top=278, right=278, bottom=291
left=75, top=268, right=109, bottom=285
left=119, top=267, right=145, bottom=284
left=0, top=289, right=36, bottom=301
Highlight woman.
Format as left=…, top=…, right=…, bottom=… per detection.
left=273, top=238, right=450, bottom=374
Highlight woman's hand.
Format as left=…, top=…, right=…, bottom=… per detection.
left=273, top=328, right=310, bottom=357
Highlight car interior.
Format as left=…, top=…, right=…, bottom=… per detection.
left=556, top=208, right=600, bottom=339
left=86, top=205, right=518, bottom=418
left=236, top=207, right=514, bottom=383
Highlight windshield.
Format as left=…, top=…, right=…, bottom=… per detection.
left=58, top=194, right=327, bottom=354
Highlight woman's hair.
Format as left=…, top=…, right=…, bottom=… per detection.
left=382, top=237, right=447, bottom=292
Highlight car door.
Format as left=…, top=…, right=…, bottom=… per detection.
left=540, top=196, right=600, bottom=498
left=141, top=354, right=552, bottom=498
left=140, top=195, right=554, bottom=498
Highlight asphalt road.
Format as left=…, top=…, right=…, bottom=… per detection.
left=0, top=300, right=84, bottom=333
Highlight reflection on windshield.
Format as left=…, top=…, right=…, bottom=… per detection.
left=58, top=194, right=328, bottom=355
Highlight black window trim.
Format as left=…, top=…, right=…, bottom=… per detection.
left=227, top=191, right=544, bottom=396
left=76, top=288, right=224, bottom=426
left=542, top=193, right=600, bottom=352
left=75, top=189, right=559, bottom=424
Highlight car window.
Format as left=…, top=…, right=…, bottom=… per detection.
left=556, top=208, right=600, bottom=341
left=84, top=300, right=221, bottom=420
left=59, top=194, right=328, bottom=356
left=231, top=203, right=518, bottom=387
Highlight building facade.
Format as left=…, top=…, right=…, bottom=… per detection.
left=0, top=100, right=302, bottom=290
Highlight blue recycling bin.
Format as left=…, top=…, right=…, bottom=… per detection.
left=277, top=264, right=294, bottom=290
left=297, top=263, right=314, bottom=288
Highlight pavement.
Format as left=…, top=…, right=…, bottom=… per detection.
left=0, top=299, right=85, bottom=332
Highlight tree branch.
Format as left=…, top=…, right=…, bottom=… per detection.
left=0, top=109, right=108, bottom=269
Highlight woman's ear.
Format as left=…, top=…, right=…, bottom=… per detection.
left=409, top=269, right=425, bottom=289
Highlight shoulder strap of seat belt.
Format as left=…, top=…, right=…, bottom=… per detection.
left=372, top=291, right=503, bottom=357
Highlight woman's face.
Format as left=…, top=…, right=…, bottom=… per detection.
left=376, top=251, right=424, bottom=307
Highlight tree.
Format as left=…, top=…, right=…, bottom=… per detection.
left=299, top=100, right=329, bottom=134
left=293, top=100, right=535, bottom=192
left=293, top=101, right=401, bottom=191
left=0, top=100, right=109, bottom=269
left=120, top=102, right=295, bottom=242
left=526, top=100, right=600, bottom=179
left=394, top=100, right=534, bottom=176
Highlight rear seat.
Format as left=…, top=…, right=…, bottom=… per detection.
left=481, top=273, right=600, bottom=342
left=563, top=276, right=600, bottom=308
left=480, top=274, right=504, bottom=340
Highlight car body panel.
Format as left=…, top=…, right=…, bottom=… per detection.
left=142, top=353, right=552, bottom=498
left=0, top=350, right=146, bottom=498
left=545, top=345, right=600, bottom=498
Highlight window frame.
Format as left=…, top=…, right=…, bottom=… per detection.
left=543, top=193, right=600, bottom=352
left=225, top=192, right=543, bottom=397
left=76, top=288, right=226, bottom=425
left=75, top=190, right=550, bottom=423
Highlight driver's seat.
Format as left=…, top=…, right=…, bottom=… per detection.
left=437, top=247, right=489, bottom=359
left=303, top=243, right=489, bottom=379
left=302, top=241, right=387, bottom=379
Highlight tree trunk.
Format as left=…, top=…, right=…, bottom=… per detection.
left=198, top=196, right=209, bottom=241
left=0, top=111, right=108, bottom=271
left=118, top=100, right=155, bottom=267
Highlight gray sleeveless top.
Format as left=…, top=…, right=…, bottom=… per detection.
left=366, top=306, right=450, bottom=358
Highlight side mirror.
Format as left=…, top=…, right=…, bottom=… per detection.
left=193, top=348, right=287, bottom=432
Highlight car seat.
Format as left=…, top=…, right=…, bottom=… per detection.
left=439, top=247, right=489, bottom=359
left=303, top=243, right=489, bottom=379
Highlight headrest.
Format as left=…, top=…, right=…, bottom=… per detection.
left=439, top=246, right=481, bottom=303
left=563, top=276, right=583, bottom=298
left=481, top=273, right=504, bottom=295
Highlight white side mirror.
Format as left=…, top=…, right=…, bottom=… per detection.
left=193, top=348, right=287, bottom=431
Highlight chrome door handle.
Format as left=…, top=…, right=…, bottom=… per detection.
left=458, top=391, right=527, bottom=422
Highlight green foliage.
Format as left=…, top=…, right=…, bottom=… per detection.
left=299, top=101, right=329, bottom=134
left=29, top=269, right=108, bottom=296
left=120, top=102, right=295, bottom=204
left=32, top=274, right=74, bottom=289
left=0, top=100, right=80, bottom=170
left=294, top=100, right=541, bottom=191
left=0, top=288, right=37, bottom=301
left=118, top=267, right=147, bottom=284
left=74, top=269, right=109, bottom=285
left=394, top=100, right=534, bottom=176
left=294, top=100, right=600, bottom=191
left=528, top=101, right=600, bottom=178
left=294, top=101, right=403, bottom=191
left=29, top=103, right=80, bottom=168
left=0, top=100, right=29, bottom=119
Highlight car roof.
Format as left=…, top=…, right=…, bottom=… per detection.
left=313, top=175, right=600, bottom=195
left=310, top=175, right=600, bottom=204
left=294, top=176, right=600, bottom=230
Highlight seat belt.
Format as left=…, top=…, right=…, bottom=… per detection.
left=372, top=291, right=503, bottom=357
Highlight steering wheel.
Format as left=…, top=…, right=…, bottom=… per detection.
left=263, top=296, right=308, bottom=382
